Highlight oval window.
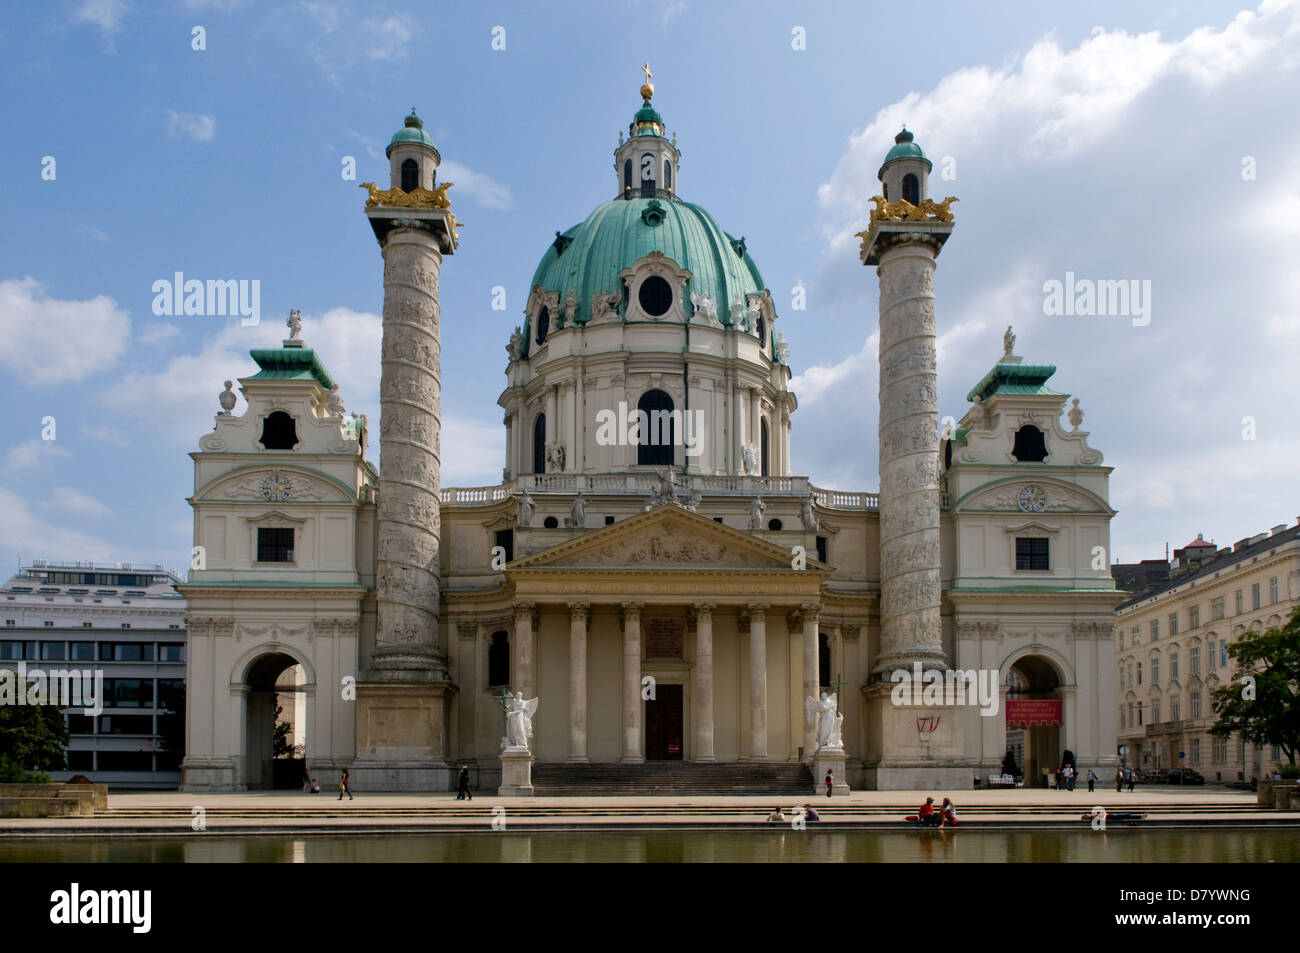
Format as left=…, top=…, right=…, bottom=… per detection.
left=638, top=276, right=672, bottom=316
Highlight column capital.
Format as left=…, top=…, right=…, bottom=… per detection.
left=513, top=602, right=537, bottom=625
left=620, top=602, right=644, bottom=623
left=746, top=603, right=770, bottom=619
left=567, top=602, right=590, bottom=621
left=693, top=602, right=717, bottom=618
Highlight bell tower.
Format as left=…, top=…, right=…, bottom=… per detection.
left=613, top=64, right=681, bottom=199
left=352, top=109, right=459, bottom=791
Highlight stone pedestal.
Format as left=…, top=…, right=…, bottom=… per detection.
left=812, top=746, right=850, bottom=796
left=350, top=681, right=456, bottom=791
left=859, top=682, right=979, bottom=790
left=499, top=747, right=535, bottom=796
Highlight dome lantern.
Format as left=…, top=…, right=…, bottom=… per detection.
left=386, top=108, right=441, bottom=194
left=877, top=126, right=932, bottom=206
left=614, top=63, right=680, bottom=200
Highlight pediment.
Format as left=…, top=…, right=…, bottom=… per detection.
left=195, top=466, right=355, bottom=504
left=956, top=478, right=1111, bottom=514
left=509, top=505, right=825, bottom=573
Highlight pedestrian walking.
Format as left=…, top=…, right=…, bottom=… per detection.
left=1115, top=767, right=1123, bottom=793
left=1127, top=768, right=1136, bottom=793
left=456, top=764, right=472, bottom=800
left=824, top=769, right=834, bottom=798
left=1087, top=769, right=1097, bottom=793
left=338, top=768, right=354, bottom=801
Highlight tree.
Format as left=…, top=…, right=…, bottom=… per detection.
left=272, top=704, right=293, bottom=759
left=0, top=703, right=69, bottom=781
left=1211, top=607, right=1300, bottom=766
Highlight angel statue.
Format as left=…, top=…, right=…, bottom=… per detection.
left=1002, top=325, right=1016, bottom=359
left=501, top=692, right=540, bottom=750
left=806, top=692, right=844, bottom=749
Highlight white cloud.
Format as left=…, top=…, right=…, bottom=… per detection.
left=138, top=322, right=182, bottom=346
left=441, top=416, right=507, bottom=486
left=302, top=0, right=344, bottom=32
left=0, top=488, right=115, bottom=566
left=0, top=277, right=130, bottom=385
left=166, top=109, right=216, bottom=142
left=75, top=224, right=108, bottom=242
left=796, top=1, right=1300, bottom=560
left=438, top=160, right=513, bottom=211
left=72, top=0, right=128, bottom=48
left=81, top=424, right=127, bottom=445
left=5, top=439, right=72, bottom=471
left=41, top=487, right=112, bottom=518
left=360, top=15, right=416, bottom=60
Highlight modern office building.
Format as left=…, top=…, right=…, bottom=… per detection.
left=1, top=560, right=187, bottom=788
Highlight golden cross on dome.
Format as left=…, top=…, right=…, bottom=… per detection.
left=642, top=62, right=652, bottom=84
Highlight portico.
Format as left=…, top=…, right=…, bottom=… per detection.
left=494, top=507, right=829, bottom=766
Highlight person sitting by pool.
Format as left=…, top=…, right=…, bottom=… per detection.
left=766, top=806, right=787, bottom=824
left=906, top=796, right=942, bottom=827
left=940, top=797, right=958, bottom=827
left=804, top=804, right=820, bottom=823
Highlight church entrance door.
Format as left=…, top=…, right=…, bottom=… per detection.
left=645, top=684, right=683, bottom=760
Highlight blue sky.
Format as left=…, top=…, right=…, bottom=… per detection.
left=2, top=0, right=1298, bottom=575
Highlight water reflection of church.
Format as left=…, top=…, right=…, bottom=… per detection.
left=178, top=74, right=1120, bottom=793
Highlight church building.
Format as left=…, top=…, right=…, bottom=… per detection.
left=178, top=73, right=1121, bottom=792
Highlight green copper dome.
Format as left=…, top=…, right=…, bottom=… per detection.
left=630, top=101, right=665, bottom=137
left=386, top=109, right=439, bottom=158
left=878, top=127, right=931, bottom=177
left=524, top=197, right=766, bottom=346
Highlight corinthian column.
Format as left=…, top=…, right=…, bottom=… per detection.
left=800, top=605, right=820, bottom=759
left=372, top=227, right=444, bottom=676
left=568, top=602, right=589, bottom=763
left=694, top=603, right=716, bottom=763
left=865, top=225, right=953, bottom=674
left=513, top=602, right=536, bottom=700
left=621, top=603, right=644, bottom=763
left=748, top=604, right=769, bottom=761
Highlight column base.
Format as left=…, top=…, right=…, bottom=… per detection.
left=620, top=756, right=645, bottom=765
left=499, top=747, right=535, bottom=796
left=353, top=680, right=456, bottom=790
left=859, top=681, right=981, bottom=790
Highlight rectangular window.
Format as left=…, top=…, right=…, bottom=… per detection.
left=493, top=529, right=514, bottom=564
left=1251, top=583, right=1261, bottom=610
left=1206, top=640, right=1216, bottom=668
left=1152, top=657, right=1160, bottom=684
left=1212, top=597, right=1225, bottom=620
left=1137, top=662, right=1143, bottom=685
left=1270, top=576, right=1279, bottom=603
left=1152, top=700, right=1160, bottom=724
left=1170, top=654, right=1179, bottom=680
left=82, top=622, right=92, bottom=628
left=1191, top=739, right=1201, bottom=765
left=1221, top=643, right=1229, bottom=668
left=96, top=751, right=153, bottom=771
left=103, top=679, right=154, bottom=709
left=1190, top=691, right=1202, bottom=719
left=1189, top=605, right=1200, bottom=628
left=41, top=642, right=66, bottom=660
left=159, top=643, right=185, bottom=662
left=1150, top=619, right=1159, bottom=640
left=1235, top=590, right=1243, bottom=614
left=0, top=641, right=24, bottom=660
left=1171, top=696, right=1181, bottom=721
left=67, top=714, right=94, bottom=734
left=1273, top=744, right=1281, bottom=761
left=1213, top=736, right=1227, bottom=764
left=70, top=641, right=94, bottom=661
left=1118, top=630, right=1125, bottom=650
left=111, top=643, right=154, bottom=662
left=815, top=535, right=828, bottom=564
left=256, top=527, right=295, bottom=563
left=1190, top=647, right=1200, bottom=675
left=1015, top=538, right=1050, bottom=571
left=1169, top=613, right=1178, bottom=636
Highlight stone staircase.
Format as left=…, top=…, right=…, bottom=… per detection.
left=531, top=761, right=814, bottom=796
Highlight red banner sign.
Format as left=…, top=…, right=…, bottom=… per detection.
left=1005, top=699, right=1062, bottom=728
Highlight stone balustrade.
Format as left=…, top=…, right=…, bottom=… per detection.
left=439, top=475, right=881, bottom=510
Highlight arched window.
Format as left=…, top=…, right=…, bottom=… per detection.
left=533, top=414, right=546, bottom=473
left=260, top=411, right=298, bottom=450
left=663, top=159, right=672, bottom=190
left=1012, top=425, right=1048, bottom=462
left=488, top=631, right=510, bottom=687
left=756, top=316, right=766, bottom=346
left=623, top=158, right=632, bottom=193
left=637, top=389, right=674, bottom=467
left=760, top=417, right=770, bottom=477
left=400, top=158, right=419, bottom=193
left=640, top=152, right=655, bottom=196
left=535, top=306, right=550, bottom=345
left=902, top=173, right=920, bottom=205
left=818, top=632, right=831, bottom=688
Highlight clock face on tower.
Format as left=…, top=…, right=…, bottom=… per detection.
left=262, top=472, right=291, bottom=502
left=1018, top=485, right=1047, bottom=512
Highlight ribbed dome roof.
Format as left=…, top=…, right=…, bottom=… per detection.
left=386, top=110, right=439, bottom=158
left=878, top=127, right=931, bottom=177
left=527, top=196, right=766, bottom=336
